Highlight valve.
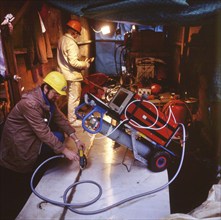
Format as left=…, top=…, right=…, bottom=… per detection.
left=87, top=115, right=100, bottom=130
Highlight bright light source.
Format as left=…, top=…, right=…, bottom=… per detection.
left=131, top=24, right=137, bottom=32
left=100, top=25, right=110, bottom=35
left=92, top=25, right=110, bottom=35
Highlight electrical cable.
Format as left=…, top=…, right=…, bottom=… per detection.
left=84, top=98, right=173, bottom=146
left=124, top=99, right=159, bottom=129
left=30, top=155, right=102, bottom=208
left=30, top=125, right=186, bottom=215
left=85, top=98, right=177, bottom=139
left=124, top=99, right=177, bottom=131
left=162, top=99, right=193, bottom=124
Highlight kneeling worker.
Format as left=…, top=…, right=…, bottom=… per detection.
left=0, top=71, right=84, bottom=220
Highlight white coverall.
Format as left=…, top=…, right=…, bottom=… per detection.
left=57, top=33, right=90, bottom=126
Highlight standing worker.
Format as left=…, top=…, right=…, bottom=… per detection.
left=57, top=19, right=92, bottom=127
left=0, top=71, right=85, bottom=220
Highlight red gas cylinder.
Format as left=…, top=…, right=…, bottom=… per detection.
left=170, top=102, right=188, bottom=125
left=162, top=100, right=192, bottom=138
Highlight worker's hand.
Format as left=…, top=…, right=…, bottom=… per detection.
left=84, top=59, right=90, bottom=69
left=75, top=139, right=85, bottom=151
left=85, top=57, right=94, bottom=63
left=62, top=148, right=79, bottom=161
left=70, top=133, right=85, bottom=150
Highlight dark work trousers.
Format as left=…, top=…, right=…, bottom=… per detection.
left=0, top=131, right=64, bottom=220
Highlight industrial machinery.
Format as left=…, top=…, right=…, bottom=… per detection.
left=76, top=87, right=182, bottom=172
left=30, top=87, right=186, bottom=215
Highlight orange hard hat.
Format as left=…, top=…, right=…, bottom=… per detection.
left=66, top=19, right=81, bottom=34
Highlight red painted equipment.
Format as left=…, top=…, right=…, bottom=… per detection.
left=151, top=83, right=162, bottom=95
left=120, top=94, right=179, bottom=147
left=76, top=87, right=183, bottom=172
left=162, top=99, right=192, bottom=137
left=82, top=73, right=109, bottom=99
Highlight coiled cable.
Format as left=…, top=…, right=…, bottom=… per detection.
left=30, top=124, right=186, bottom=215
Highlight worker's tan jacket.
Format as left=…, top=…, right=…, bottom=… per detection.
left=57, top=33, right=89, bottom=81
left=0, top=87, right=75, bottom=173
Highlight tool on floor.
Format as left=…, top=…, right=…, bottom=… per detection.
left=79, top=148, right=87, bottom=170
left=76, top=87, right=183, bottom=172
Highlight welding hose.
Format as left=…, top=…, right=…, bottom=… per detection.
left=162, top=99, right=193, bottom=121
left=86, top=98, right=173, bottom=141
left=124, top=99, right=178, bottom=131
left=30, top=124, right=186, bottom=215
left=85, top=99, right=159, bottom=139
left=30, top=155, right=102, bottom=209
left=124, top=99, right=159, bottom=129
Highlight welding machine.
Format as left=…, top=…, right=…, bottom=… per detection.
left=75, top=87, right=181, bottom=172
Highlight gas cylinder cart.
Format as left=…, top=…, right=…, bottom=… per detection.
left=75, top=87, right=185, bottom=173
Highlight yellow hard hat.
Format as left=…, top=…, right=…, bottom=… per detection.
left=43, top=71, right=67, bottom=95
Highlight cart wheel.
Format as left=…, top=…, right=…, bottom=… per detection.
left=149, top=151, right=170, bottom=172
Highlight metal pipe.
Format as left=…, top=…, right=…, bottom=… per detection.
left=99, top=120, right=152, bottom=159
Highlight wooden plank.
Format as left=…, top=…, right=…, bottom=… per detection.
left=13, top=0, right=32, bottom=27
